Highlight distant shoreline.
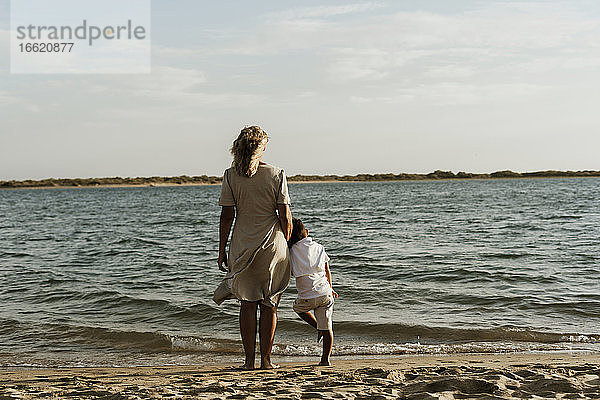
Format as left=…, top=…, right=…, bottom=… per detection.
left=1, top=169, right=599, bottom=190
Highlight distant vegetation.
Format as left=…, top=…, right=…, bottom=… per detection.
left=1, top=170, right=599, bottom=189
left=289, top=170, right=600, bottom=181
left=0, top=175, right=220, bottom=189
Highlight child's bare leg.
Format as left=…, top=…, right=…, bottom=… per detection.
left=297, top=312, right=317, bottom=329
left=297, top=312, right=325, bottom=343
left=318, top=329, right=333, bottom=366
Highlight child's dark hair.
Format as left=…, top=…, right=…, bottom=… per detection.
left=289, top=218, right=308, bottom=247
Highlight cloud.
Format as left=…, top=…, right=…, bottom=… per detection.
left=122, top=66, right=207, bottom=96
left=0, top=65, right=262, bottom=131
left=84, top=66, right=206, bottom=97
left=0, top=90, right=21, bottom=105
left=152, top=45, right=204, bottom=58
left=0, top=28, right=9, bottom=71
left=141, top=0, right=600, bottom=115
left=182, top=0, right=600, bottom=89
left=320, top=3, right=600, bottom=84
left=327, top=48, right=395, bottom=81
left=423, top=65, right=475, bottom=80
left=173, top=3, right=380, bottom=57
left=217, top=19, right=333, bottom=56
left=349, top=82, right=544, bottom=106
left=269, top=2, right=383, bottom=20
left=492, top=52, right=600, bottom=75
left=73, top=66, right=265, bottom=124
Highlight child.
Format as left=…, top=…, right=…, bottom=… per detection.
left=288, top=218, right=338, bottom=366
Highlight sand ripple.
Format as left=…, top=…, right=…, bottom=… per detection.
left=1, top=354, right=599, bottom=399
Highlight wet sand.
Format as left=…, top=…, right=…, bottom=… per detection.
left=1, top=353, right=599, bottom=399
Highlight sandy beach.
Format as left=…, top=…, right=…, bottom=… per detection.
left=1, top=353, right=598, bottom=399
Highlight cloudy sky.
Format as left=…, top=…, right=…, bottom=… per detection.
left=1, top=0, right=599, bottom=180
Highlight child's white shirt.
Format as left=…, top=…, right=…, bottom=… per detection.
left=290, top=237, right=331, bottom=299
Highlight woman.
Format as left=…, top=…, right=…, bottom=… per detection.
left=213, top=126, right=292, bottom=370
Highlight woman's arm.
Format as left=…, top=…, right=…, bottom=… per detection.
left=277, top=203, right=292, bottom=241
left=218, top=206, right=235, bottom=271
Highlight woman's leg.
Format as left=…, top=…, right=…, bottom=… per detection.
left=239, top=300, right=258, bottom=370
left=258, top=303, right=278, bottom=369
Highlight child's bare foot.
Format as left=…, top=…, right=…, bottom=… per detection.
left=318, top=360, right=331, bottom=366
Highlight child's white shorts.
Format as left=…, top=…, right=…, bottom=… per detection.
left=293, top=293, right=334, bottom=331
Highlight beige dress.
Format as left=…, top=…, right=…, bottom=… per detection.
left=213, top=163, right=291, bottom=307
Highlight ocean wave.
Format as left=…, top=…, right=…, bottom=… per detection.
left=110, top=237, right=165, bottom=246
left=0, top=251, right=32, bottom=258
left=161, top=333, right=600, bottom=357
left=540, top=215, right=583, bottom=220
left=384, top=267, right=558, bottom=285
left=43, top=277, right=81, bottom=286
left=278, top=320, right=600, bottom=345
left=144, top=219, right=190, bottom=226
left=526, top=300, right=600, bottom=318
left=0, top=319, right=236, bottom=354
left=1, top=318, right=598, bottom=358
left=275, top=341, right=597, bottom=357
left=11, top=288, right=232, bottom=324
left=26, top=236, right=55, bottom=242
left=0, top=319, right=172, bottom=351
left=481, top=252, right=529, bottom=259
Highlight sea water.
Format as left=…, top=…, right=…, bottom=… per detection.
left=1, top=178, right=599, bottom=366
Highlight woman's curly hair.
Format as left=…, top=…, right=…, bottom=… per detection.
left=231, top=126, right=269, bottom=177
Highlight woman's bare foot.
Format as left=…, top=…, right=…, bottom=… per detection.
left=260, top=362, right=279, bottom=370
left=239, top=362, right=255, bottom=370
left=318, top=360, right=331, bottom=366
